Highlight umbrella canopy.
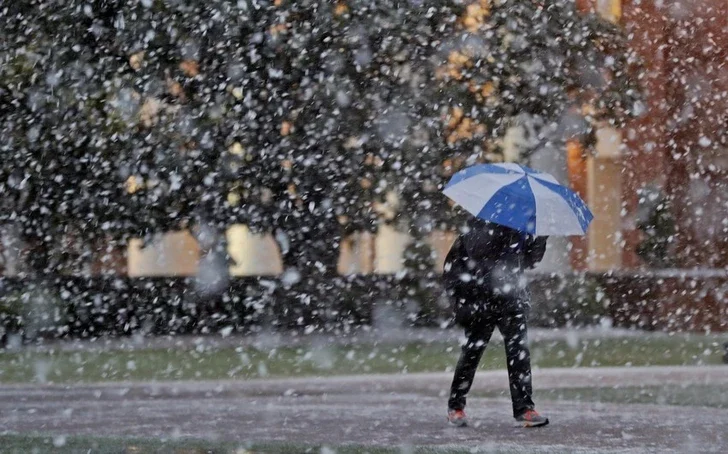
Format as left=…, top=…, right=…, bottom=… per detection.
left=443, top=163, right=593, bottom=236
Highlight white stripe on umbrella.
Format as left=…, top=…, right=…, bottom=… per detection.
left=529, top=177, right=585, bottom=235
left=527, top=170, right=560, bottom=185
left=497, top=162, right=528, bottom=174
left=442, top=172, right=524, bottom=217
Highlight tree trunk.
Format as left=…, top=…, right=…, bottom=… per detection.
left=275, top=214, right=341, bottom=277
left=22, top=234, right=53, bottom=278
left=271, top=214, right=341, bottom=330
left=90, top=236, right=129, bottom=276
left=0, top=226, right=23, bottom=276
left=194, top=223, right=231, bottom=295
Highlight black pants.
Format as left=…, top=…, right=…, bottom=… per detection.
left=448, top=301, right=535, bottom=418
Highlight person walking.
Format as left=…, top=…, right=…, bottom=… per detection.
left=440, top=163, right=594, bottom=427
left=443, top=218, right=549, bottom=428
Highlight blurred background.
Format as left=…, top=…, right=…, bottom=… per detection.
left=0, top=0, right=727, bottom=451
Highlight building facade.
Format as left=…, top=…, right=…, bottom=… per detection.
left=569, top=0, right=728, bottom=271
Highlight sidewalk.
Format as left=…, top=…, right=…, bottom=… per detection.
left=0, top=367, right=726, bottom=452
left=1, top=365, right=725, bottom=394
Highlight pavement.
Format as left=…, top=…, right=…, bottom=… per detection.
left=1, top=366, right=727, bottom=453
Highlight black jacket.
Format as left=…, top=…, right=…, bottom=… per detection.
left=444, top=219, right=547, bottom=305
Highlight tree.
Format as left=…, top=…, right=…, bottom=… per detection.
left=1, top=0, right=642, bottom=281
left=389, top=0, right=642, bottom=240
left=0, top=0, right=139, bottom=276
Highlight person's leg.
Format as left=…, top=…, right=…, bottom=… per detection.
left=497, top=309, right=535, bottom=418
left=447, top=319, right=496, bottom=411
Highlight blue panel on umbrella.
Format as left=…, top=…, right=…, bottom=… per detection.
left=477, top=178, right=537, bottom=234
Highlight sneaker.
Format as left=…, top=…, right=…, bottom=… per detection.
left=515, top=409, right=549, bottom=428
left=447, top=409, right=468, bottom=427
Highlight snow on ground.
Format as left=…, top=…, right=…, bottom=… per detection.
left=0, top=367, right=726, bottom=453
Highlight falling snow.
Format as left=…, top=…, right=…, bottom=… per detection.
left=0, top=0, right=727, bottom=452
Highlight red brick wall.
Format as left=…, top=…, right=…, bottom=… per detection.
left=601, top=271, right=728, bottom=332
left=620, top=0, right=670, bottom=268
left=661, top=1, right=728, bottom=268
left=621, top=0, right=728, bottom=269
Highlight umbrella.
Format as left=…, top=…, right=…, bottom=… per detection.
left=443, top=163, right=593, bottom=236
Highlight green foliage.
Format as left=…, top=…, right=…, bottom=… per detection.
left=530, top=274, right=609, bottom=327
left=0, top=1, right=641, bottom=275
left=636, top=189, right=676, bottom=268
left=0, top=333, right=724, bottom=384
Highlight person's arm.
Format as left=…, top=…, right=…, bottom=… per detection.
left=523, top=236, right=548, bottom=269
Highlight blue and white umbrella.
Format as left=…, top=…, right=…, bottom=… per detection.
left=443, top=163, right=593, bottom=236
